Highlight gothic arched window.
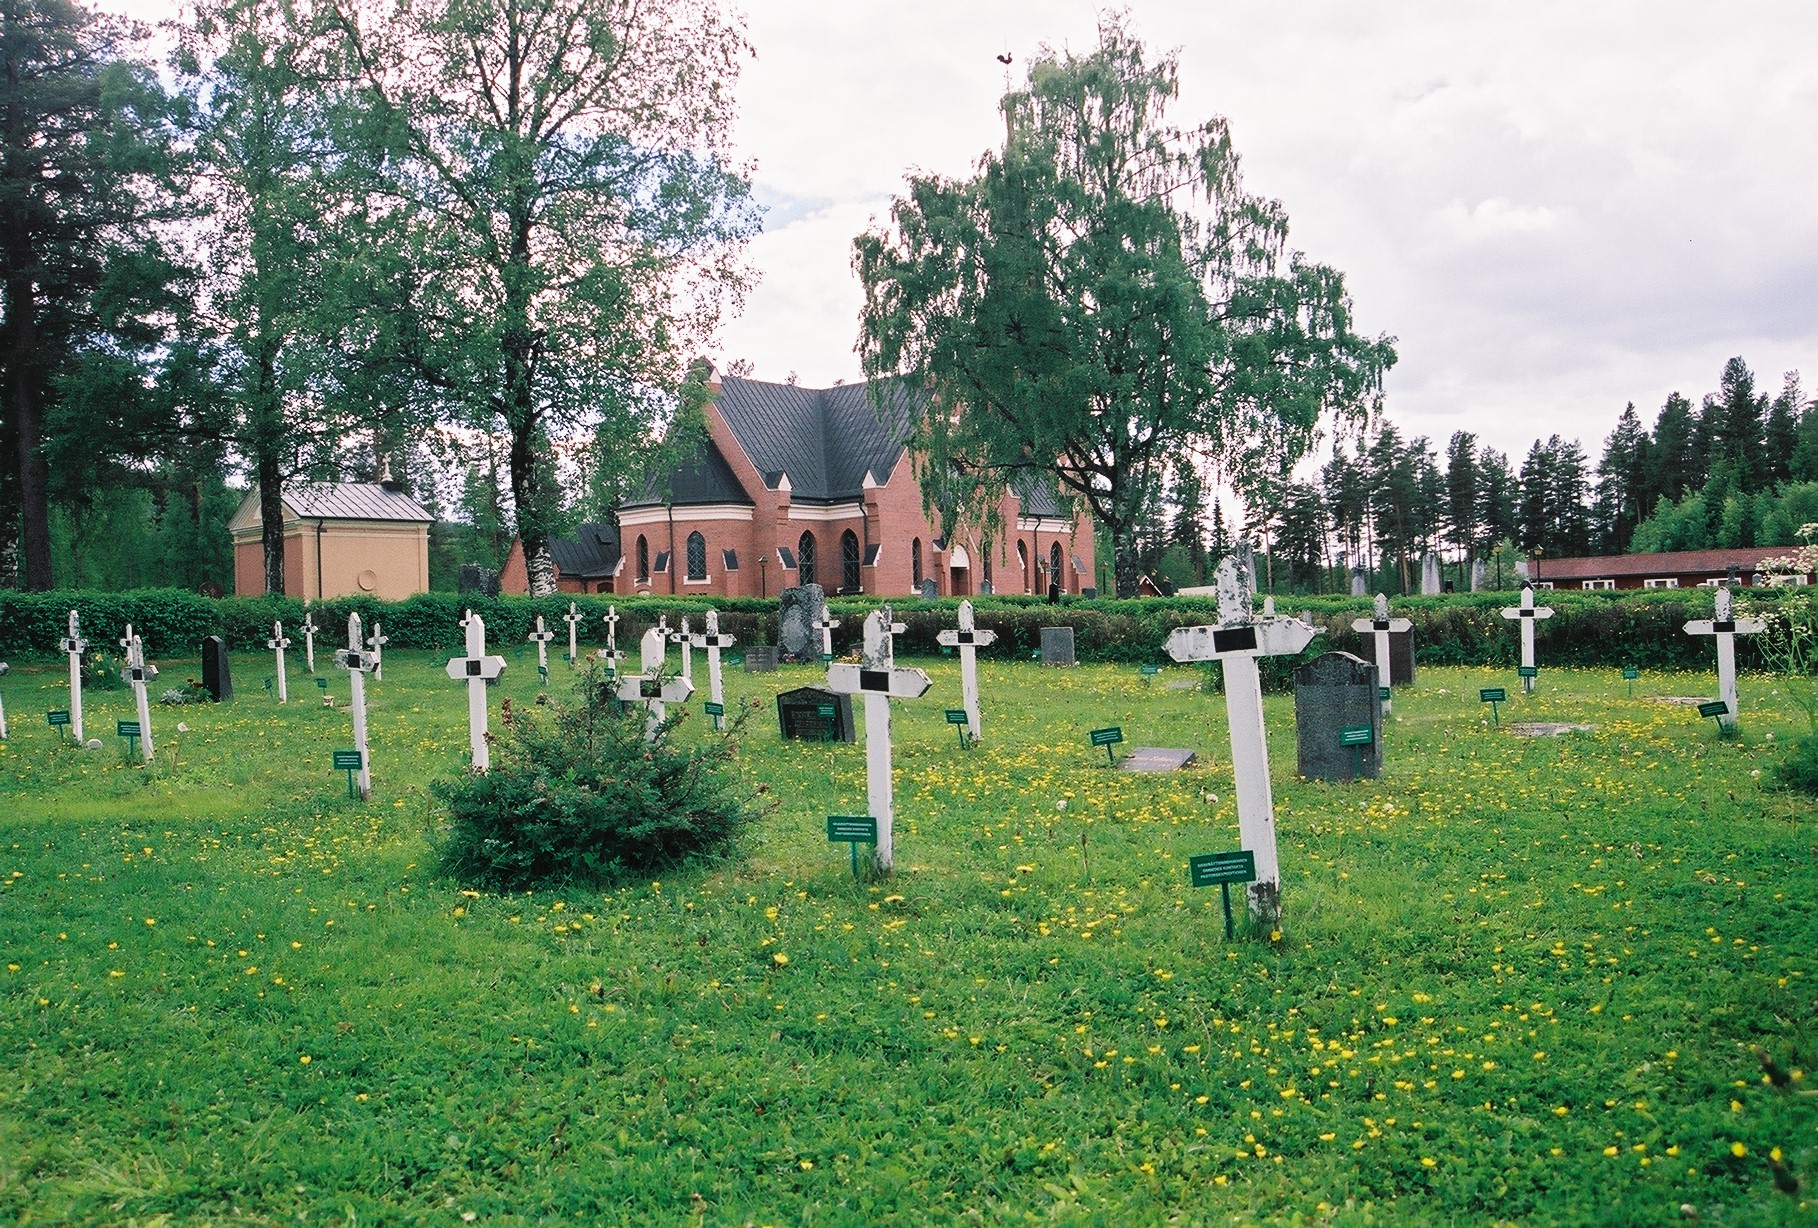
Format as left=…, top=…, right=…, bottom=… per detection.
left=636, top=535, right=650, bottom=581
left=911, top=538, right=923, bottom=588
left=1050, top=542, right=1065, bottom=592
left=686, top=531, right=707, bottom=581
left=841, top=530, right=861, bottom=593
left=1017, top=541, right=1029, bottom=592
left=797, top=531, right=817, bottom=588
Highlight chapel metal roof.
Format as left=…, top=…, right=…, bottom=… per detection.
left=284, top=482, right=433, bottom=522
left=547, top=522, right=622, bottom=579
left=711, top=376, right=914, bottom=502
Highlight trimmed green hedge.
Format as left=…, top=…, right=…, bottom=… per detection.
left=0, top=586, right=1794, bottom=674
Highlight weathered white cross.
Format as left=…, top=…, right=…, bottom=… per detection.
left=365, top=621, right=389, bottom=681
left=267, top=620, right=292, bottom=702
left=1351, top=593, right=1411, bottom=713
left=0, top=662, right=8, bottom=740
left=1163, top=558, right=1319, bottom=925
left=670, top=615, right=696, bottom=685
left=302, top=604, right=318, bottom=674
left=617, top=627, right=694, bottom=739
left=936, top=599, right=998, bottom=743
left=527, top=615, right=556, bottom=682
left=813, top=613, right=840, bottom=660
left=563, top=601, right=584, bottom=667
left=445, top=609, right=508, bottom=770
left=825, top=607, right=930, bottom=874
left=693, top=609, right=737, bottom=731
left=334, top=613, right=375, bottom=799
left=1683, top=586, right=1765, bottom=731
left=1500, top=586, right=1554, bottom=693
left=58, top=609, right=87, bottom=742
left=597, top=605, right=625, bottom=676
left=118, top=624, right=158, bottom=763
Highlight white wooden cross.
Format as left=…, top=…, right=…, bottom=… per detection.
left=813, top=612, right=840, bottom=660
left=446, top=609, right=508, bottom=770
left=267, top=620, right=292, bottom=702
left=0, top=661, right=8, bottom=740
left=694, top=609, right=737, bottom=731
left=365, top=620, right=389, bottom=681
left=1684, top=586, right=1765, bottom=731
left=563, top=601, right=583, bottom=667
left=936, top=598, right=998, bottom=743
left=1500, top=586, right=1555, bottom=693
left=334, top=613, right=375, bottom=799
left=616, top=626, right=694, bottom=739
left=670, top=615, right=696, bottom=685
left=58, top=609, right=87, bottom=743
left=597, top=605, right=625, bottom=676
left=826, top=606, right=930, bottom=874
left=527, top=614, right=556, bottom=683
left=1163, top=558, right=1319, bottom=925
left=118, top=624, right=158, bottom=763
left=1351, top=593, right=1411, bottom=713
left=302, top=603, right=318, bottom=674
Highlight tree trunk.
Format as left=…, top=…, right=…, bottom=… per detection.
left=6, top=265, right=53, bottom=590
left=258, top=449, right=285, bottom=594
left=1113, top=524, right=1140, bottom=598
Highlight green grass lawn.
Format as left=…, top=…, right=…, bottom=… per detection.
left=1, top=648, right=1813, bottom=1226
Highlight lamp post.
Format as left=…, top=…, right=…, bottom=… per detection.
left=758, top=554, right=768, bottom=598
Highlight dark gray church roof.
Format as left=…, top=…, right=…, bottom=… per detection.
left=628, top=435, right=754, bottom=508
left=547, top=522, right=621, bottom=579
left=713, top=377, right=915, bottom=501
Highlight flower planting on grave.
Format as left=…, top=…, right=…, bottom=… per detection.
left=0, top=645, right=1812, bottom=1226
left=430, top=669, right=763, bottom=890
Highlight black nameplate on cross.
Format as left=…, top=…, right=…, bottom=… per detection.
left=955, top=631, right=975, bottom=644
left=859, top=669, right=891, bottom=692
left=1372, top=619, right=1389, bottom=631
left=640, top=680, right=662, bottom=698
left=1520, top=608, right=1536, bottom=618
left=1713, top=620, right=1736, bottom=633
left=466, top=660, right=483, bottom=677
left=1211, top=626, right=1258, bottom=653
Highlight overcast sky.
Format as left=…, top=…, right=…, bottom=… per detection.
left=111, top=0, right=1816, bottom=466
left=719, top=0, right=1815, bottom=464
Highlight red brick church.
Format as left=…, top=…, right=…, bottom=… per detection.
left=504, top=372, right=1095, bottom=598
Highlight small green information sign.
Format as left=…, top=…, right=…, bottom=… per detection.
left=945, top=708, right=968, bottom=724
left=1697, top=700, right=1729, bottom=720
left=1378, top=686, right=1391, bottom=701
left=703, top=701, right=725, bottom=717
left=1338, top=725, right=1374, bottom=747
left=1189, top=849, right=1257, bottom=888
left=1139, top=664, right=1161, bottom=677
left=1480, top=687, right=1507, bottom=703
left=1518, top=665, right=1539, bottom=679
left=827, top=815, right=878, bottom=843
left=1189, top=849, right=1259, bottom=941
left=316, top=677, right=329, bottom=691
left=332, top=749, right=363, bottom=770
left=1089, top=725, right=1124, bottom=765
left=816, top=702, right=837, bottom=720
left=117, top=720, right=141, bottom=738
left=820, top=652, right=834, bottom=664
left=47, top=709, right=70, bottom=727
left=1621, top=666, right=1640, bottom=680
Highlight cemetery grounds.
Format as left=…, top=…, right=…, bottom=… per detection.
left=0, top=650, right=1813, bottom=1226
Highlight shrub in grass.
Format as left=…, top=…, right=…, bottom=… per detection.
left=430, top=669, right=761, bottom=890
left=1767, top=734, right=1818, bottom=796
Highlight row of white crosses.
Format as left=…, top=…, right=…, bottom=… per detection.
left=1501, top=586, right=1554, bottom=693
left=618, top=625, right=694, bottom=738
left=1685, top=586, right=1764, bottom=731
left=527, top=615, right=557, bottom=682
left=334, top=613, right=375, bottom=799
left=825, top=606, right=931, bottom=874
left=119, top=624, right=159, bottom=763
left=597, top=605, right=625, bottom=675
left=1165, top=558, right=1319, bottom=926
left=1351, top=593, right=1410, bottom=713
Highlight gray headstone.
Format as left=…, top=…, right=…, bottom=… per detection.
left=1421, top=553, right=1443, bottom=595
left=742, top=645, right=779, bottom=673
left=1040, top=626, right=1076, bottom=667
left=459, top=563, right=502, bottom=597
left=777, top=584, right=826, bottom=662
left=978, top=579, right=993, bottom=596
left=918, top=579, right=938, bottom=600
left=1121, top=747, right=1197, bottom=773
left=1294, top=651, right=1381, bottom=782
left=201, top=636, right=233, bottom=702
left=1356, top=627, right=1417, bottom=686
left=775, top=686, right=855, bottom=742
left=1470, top=558, right=1487, bottom=592
left=1350, top=568, right=1369, bottom=597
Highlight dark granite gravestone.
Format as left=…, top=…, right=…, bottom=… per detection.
left=743, top=646, right=779, bottom=673
left=777, top=584, right=826, bottom=662
left=776, top=686, right=855, bottom=742
left=1040, top=626, right=1076, bottom=667
left=459, top=563, right=502, bottom=597
left=1294, top=652, right=1381, bottom=782
left=1356, top=628, right=1417, bottom=686
left=918, top=579, right=937, bottom=600
left=978, top=580, right=993, bottom=596
left=201, top=635, right=233, bottom=702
